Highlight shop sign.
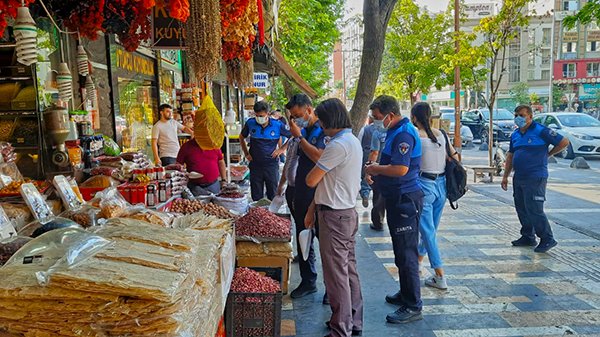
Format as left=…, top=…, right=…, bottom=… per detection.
left=253, top=73, right=269, bottom=89
left=160, top=50, right=181, bottom=69
left=588, top=30, right=600, bottom=41
left=553, top=77, right=600, bottom=84
left=563, top=31, right=579, bottom=42
left=464, top=3, right=494, bottom=19
left=151, top=7, right=186, bottom=49
left=116, top=47, right=155, bottom=78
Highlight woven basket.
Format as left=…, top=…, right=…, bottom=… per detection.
left=194, top=95, right=225, bottom=150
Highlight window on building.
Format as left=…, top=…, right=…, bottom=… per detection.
left=588, top=41, right=599, bottom=52
left=542, top=70, right=551, bottom=80
left=543, top=28, right=551, bottom=45
left=588, top=62, right=600, bottom=77
left=563, top=1, right=578, bottom=11
left=510, top=31, right=521, bottom=54
left=529, top=30, right=535, bottom=46
left=509, top=57, right=520, bottom=82
left=563, top=42, right=577, bottom=53
left=563, top=63, right=576, bottom=78
left=542, top=49, right=551, bottom=65
left=589, top=22, right=600, bottom=31
left=528, top=70, right=535, bottom=80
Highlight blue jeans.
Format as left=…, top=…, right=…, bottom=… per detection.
left=513, top=176, right=554, bottom=242
left=418, top=176, right=446, bottom=269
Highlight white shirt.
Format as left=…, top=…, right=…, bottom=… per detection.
left=152, top=119, right=185, bottom=158
left=420, top=135, right=446, bottom=175
left=315, top=129, right=362, bottom=209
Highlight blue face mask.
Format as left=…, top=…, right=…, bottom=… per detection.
left=295, top=115, right=309, bottom=128
left=515, top=116, right=527, bottom=129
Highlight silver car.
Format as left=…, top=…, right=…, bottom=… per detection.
left=533, top=112, right=600, bottom=159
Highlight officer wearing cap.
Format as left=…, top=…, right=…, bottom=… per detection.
left=502, top=104, right=570, bottom=253
left=287, top=93, right=327, bottom=299
left=365, top=95, right=424, bottom=324
left=240, top=101, right=291, bottom=201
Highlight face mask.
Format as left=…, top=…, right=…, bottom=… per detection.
left=515, top=116, right=527, bottom=129
left=256, top=116, right=268, bottom=125
left=295, top=114, right=309, bottom=128
left=377, top=114, right=392, bottom=132
left=373, top=119, right=384, bottom=130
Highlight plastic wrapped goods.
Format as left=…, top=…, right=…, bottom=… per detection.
left=18, top=217, right=82, bottom=238
left=58, top=205, right=101, bottom=228
left=0, top=236, right=32, bottom=266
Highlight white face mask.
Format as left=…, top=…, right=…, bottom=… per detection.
left=256, top=116, right=268, bottom=125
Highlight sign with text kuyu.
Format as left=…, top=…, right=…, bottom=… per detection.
left=254, top=73, right=269, bottom=89
left=151, top=7, right=186, bottom=49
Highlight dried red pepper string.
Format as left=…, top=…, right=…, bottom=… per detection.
left=257, top=0, right=264, bottom=46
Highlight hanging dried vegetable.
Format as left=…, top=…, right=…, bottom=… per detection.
left=0, top=0, right=35, bottom=37
left=220, top=0, right=258, bottom=61
left=226, top=58, right=254, bottom=89
left=185, top=0, right=221, bottom=79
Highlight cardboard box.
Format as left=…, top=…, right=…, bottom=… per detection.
left=236, top=256, right=292, bottom=294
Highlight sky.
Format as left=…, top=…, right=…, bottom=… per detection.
left=344, top=0, right=555, bottom=19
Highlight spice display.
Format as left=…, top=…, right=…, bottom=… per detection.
left=230, top=267, right=281, bottom=293
left=10, top=119, right=38, bottom=144
left=0, top=120, right=15, bottom=142
left=0, top=236, right=32, bottom=266
left=11, top=85, right=36, bottom=102
left=171, top=199, right=234, bottom=219
left=80, top=175, right=121, bottom=188
left=218, top=191, right=245, bottom=199
left=235, top=207, right=291, bottom=239
left=254, top=198, right=271, bottom=207
left=185, top=0, right=221, bottom=79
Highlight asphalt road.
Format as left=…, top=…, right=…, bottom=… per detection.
left=461, top=143, right=600, bottom=240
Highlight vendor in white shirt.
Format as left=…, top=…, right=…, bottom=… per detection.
left=152, top=104, right=193, bottom=167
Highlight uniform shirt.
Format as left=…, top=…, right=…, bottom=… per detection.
left=294, top=121, right=326, bottom=194
left=370, top=129, right=386, bottom=162
left=315, top=129, right=362, bottom=209
left=152, top=119, right=185, bottom=158
left=378, top=117, right=422, bottom=198
left=509, top=121, right=564, bottom=178
left=176, top=140, right=223, bottom=184
left=241, top=117, right=291, bottom=165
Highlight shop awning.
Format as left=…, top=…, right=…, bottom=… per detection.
left=273, top=48, right=318, bottom=99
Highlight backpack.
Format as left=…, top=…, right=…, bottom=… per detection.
left=440, top=130, right=468, bottom=209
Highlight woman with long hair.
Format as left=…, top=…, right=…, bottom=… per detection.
left=411, top=102, right=459, bottom=290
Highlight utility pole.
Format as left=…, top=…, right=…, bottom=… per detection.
left=454, top=0, right=462, bottom=152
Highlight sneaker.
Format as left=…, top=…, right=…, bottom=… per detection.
left=362, top=197, right=369, bottom=208
left=386, top=306, right=423, bottom=324
left=534, top=240, right=558, bottom=253
left=385, top=291, right=404, bottom=306
left=511, top=236, right=537, bottom=247
left=325, top=321, right=362, bottom=336
left=425, top=276, right=448, bottom=290
left=290, top=283, right=317, bottom=299
left=370, top=223, right=383, bottom=231
left=323, top=292, right=329, bottom=305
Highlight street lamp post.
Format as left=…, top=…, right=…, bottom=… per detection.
left=454, top=0, right=462, bottom=153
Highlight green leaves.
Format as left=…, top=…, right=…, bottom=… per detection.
left=564, top=1, right=600, bottom=30
left=510, top=82, right=531, bottom=104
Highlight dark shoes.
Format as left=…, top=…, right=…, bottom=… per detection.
left=323, top=292, right=329, bottom=305
left=370, top=223, right=384, bottom=231
left=386, top=306, right=423, bottom=324
left=534, top=239, right=558, bottom=253
left=511, top=236, right=537, bottom=247
left=325, top=321, right=362, bottom=336
left=293, top=255, right=300, bottom=263
left=290, top=283, right=317, bottom=299
left=385, top=291, right=404, bottom=306
left=362, top=197, right=369, bottom=208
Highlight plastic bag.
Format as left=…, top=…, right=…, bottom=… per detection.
left=20, top=183, right=53, bottom=220
left=103, top=135, right=121, bottom=156
left=0, top=142, right=17, bottom=163
left=119, top=151, right=145, bottom=162
left=97, top=157, right=126, bottom=168
left=80, top=175, right=121, bottom=188
left=213, top=195, right=248, bottom=215
left=18, top=216, right=82, bottom=238
left=0, top=202, right=31, bottom=231
left=0, top=162, right=23, bottom=183
left=59, top=205, right=101, bottom=228
left=94, top=187, right=130, bottom=219
left=0, top=205, right=16, bottom=239
left=0, top=236, right=32, bottom=266
left=194, top=95, right=224, bottom=150
left=121, top=207, right=174, bottom=227
left=299, top=229, right=313, bottom=261
left=53, top=175, right=83, bottom=210
left=269, top=195, right=285, bottom=213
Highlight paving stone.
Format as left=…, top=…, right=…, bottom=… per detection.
left=500, top=310, right=600, bottom=327
left=468, top=284, right=548, bottom=298
left=424, top=313, right=512, bottom=330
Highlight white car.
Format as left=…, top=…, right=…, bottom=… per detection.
left=533, top=112, right=600, bottom=159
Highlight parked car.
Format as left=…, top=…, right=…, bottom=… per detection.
left=440, top=110, right=473, bottom=144
left=462, top=108, right=517, bottom=143
left=533, top=112, right=600, bottom=159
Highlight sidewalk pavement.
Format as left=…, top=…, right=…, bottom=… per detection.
left=280, top=190, right=600, bottom=337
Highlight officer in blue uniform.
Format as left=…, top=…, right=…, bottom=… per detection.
left=286, top=94, right=327, bottom=299
left=240, top=101, right=291, bottom=201
left=502, top=104, right=569, bottom=253
left=365, top=96, right=424, bottom=324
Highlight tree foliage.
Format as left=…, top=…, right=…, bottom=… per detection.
left=277, top=0, right=344, bottom=99
left=510, top=82, right=530, bottom=104
left=564, top=1, right=600, bottom=29
left=377, top=0, right=454, bottom=104
left=552, top=85, right=565, bottom=108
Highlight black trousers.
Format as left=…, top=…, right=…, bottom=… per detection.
left=513, top=176, right=554, bottom=242
left=160, top=157, right=176, bottom=166
left=371, top=179, right=386, bottom=228
left=249, top=162, right=279, bottom=201
left=384, top=190, right=424, bottom=312
left=293, top=184, right=318, bottom=286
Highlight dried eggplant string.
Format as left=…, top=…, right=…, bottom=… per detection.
left=185, top=0, right=221, bottom=79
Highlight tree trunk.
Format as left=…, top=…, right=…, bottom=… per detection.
left=349, top=0, right=398, bottom=135
left=282, top=77, right=294, bottom=101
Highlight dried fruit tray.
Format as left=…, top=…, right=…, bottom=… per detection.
left=0, top=181, right=50, bottom=198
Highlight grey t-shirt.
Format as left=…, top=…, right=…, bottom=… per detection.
left=315, top=129, right=362, bottom=209
left=152, top=119, right=184, bottom=158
